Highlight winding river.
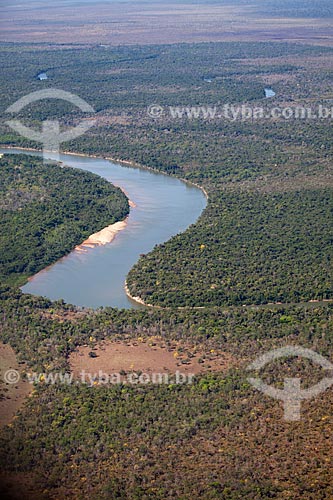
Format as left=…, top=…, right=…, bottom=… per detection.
left=0, top=148, right=207, bottom=309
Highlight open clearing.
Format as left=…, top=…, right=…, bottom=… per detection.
left=1, top=1, right=332, bottom=46
left=0, top=343, right=31, bottom=427
left=70, top=339, right=238, bottom=378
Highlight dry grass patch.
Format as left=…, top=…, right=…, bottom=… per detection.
left=70, top=338, right=238, bottom=378
left=0, top=343, right=31, bottom=428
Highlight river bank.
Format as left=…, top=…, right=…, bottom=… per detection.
left=1, top=146, right=207, bottom=309
left=0, top=146, right=209, bottom=200
left=75, top=219, right=129, bottom=252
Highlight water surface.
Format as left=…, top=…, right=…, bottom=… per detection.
left=264, top=88, right=276, bottom=98
left=0, top=148, right=206, bottom=309
left=37, top=72, right=48, bottom=80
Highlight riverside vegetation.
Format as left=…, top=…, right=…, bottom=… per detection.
left=0, top=39, right=332, bottom=499
left=0, top=154, right=129, bottom=286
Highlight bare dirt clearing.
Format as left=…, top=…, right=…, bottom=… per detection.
left=0, top=343, right=31, bottom=427
left=70, top=339, right=238, bottom=378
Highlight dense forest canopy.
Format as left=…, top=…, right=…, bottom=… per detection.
left=0, top=154, right=129, bottom=285
left=0, top=38, right=332, bottom=499
left=2, top=41, right=331, bottom=306
left=128, top=189, right=333, bottom=306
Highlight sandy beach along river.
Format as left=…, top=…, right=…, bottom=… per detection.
left=1, top=148, right=207, bottom=309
